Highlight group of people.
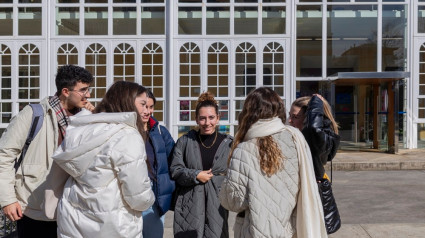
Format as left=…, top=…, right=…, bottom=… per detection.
left=0, top=64, right=340, bottom=238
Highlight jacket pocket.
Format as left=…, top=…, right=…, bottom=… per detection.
left=17, top=164, right=46, bottom=210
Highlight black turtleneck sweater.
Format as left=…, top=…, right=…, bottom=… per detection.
left=196, top=130, right=226, bottom=170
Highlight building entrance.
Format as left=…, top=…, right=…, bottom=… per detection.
left=329, top=72, right=409, bottom=153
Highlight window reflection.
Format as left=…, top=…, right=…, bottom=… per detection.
left=142, top=7, right=165, bottom=35
left=85, top=7, right=108, bottom=35
left=113, top=7, right=136, bottom=35
left=0, top=8, right=12, bottom=36
left=179, top=7, right=202, bottom=35
left=206, top=7, right=229, bottom=35
left=418, top=123, right=425, bottom=149
left=18, top=7, right=41, bottom=35
left=262, top=6, right=285, bottom=34
left=382, top=5, right=406, bottom=71
left=419, top=6, right=425, bottom=33
left=235, top=7, right=258, bottom=34
left=327, top=5, right=377, bottom=76
left=56, top=7, right=79, bottom=35
left=296, top=5, right=322, bottom=77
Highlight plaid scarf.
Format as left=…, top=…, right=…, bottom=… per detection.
left=48, top=95, right=74, bottom=138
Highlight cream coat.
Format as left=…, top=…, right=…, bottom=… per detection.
left=220, top=118, right=327, bottom=238
left=0, top=97, right=60, bottom=221
left=52, top=112, right=155, bottom=238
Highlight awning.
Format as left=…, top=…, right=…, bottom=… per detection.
left=327, top=71, right=410, bottom=85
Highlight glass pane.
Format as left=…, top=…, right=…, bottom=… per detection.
left=382, top=5, right=406, bottom=71
left=297, top=5, right=322, bottom=77
left=327, top=5, right=377, bottom=76
left=142, top=7, right=165, bottom=35
left=58, top=0, right=79, bottom=2
left=19, top=0, right=42, bottom=2
left=113, top=7, right=136, bottom=35
left=85, top=7, right=108, bottom=35
left=85, top=0, right=108, bottom=3
left=418, top=123, right=425, bottom=148
left=57, top=7, right=79, bottom=35
left=0, top=8, right=12, bottom=36
left=206, top=7, right=230, bottom=35
left=235, top=7, right=257, bottom=34
left=0, top=0, right=13, bottom=3
left=263, top=6, right=285, bottom=34
left=419, top=6, right=425, bottom=33
left=218, top=100, right=229, bottom=121
left=179, top=7, right=201, bottom=35
left=18, top=7, right=42, bottom=35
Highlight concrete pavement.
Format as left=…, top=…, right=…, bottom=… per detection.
left=326, top=148, right=425, bottom=171
left=163, top=149, right=425, bottom=238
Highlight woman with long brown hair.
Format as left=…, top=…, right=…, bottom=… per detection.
left=170, top=92, right=233, bottom=238
left=220, top=87, right=327, bottom=238
left=52, top=81, right=155, bottom=237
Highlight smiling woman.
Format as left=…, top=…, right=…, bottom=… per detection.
left=170, top=91, right=233, bottom=238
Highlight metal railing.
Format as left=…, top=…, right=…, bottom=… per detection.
left=0, top=210, right=16, bottom=238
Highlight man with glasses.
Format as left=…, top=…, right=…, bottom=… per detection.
left=0, top=65, right=94, bottom=237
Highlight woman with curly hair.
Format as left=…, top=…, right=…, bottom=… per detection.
left=220, top=87, right=327, bottom=238
left=170, top=92, right=233, bottom=238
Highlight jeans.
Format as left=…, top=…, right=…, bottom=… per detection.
left=142, top=203, right=165, bottom=238
left=17, top=215, right=57, bottom=238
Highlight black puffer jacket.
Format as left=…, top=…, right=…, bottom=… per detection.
left=302, top=96, right=340, bottom=179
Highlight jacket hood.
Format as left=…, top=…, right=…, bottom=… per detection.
left=52, top=111, right=139, bottom=177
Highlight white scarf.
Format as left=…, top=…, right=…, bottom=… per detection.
left=244, top=117, right=328, bottom=238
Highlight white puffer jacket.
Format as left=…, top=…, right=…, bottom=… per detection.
left=52, top=111, right=155, bottom=238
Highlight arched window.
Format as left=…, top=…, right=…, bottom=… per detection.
left=57, top=43, right=78, bottom=67
left=142, top=42, right=164, bottom=121
left=179, top=42, right=200, bottom=122
left=113, top=43, right=135, bottom=82
left=208, top=42, right=229, bottom=123
left=0, top=44, right=12, bottom=123
left=19, top=44, right=40, bottom=110
left=86, top=43, right=107, bottom=102
left=263, top=42, right=284, bottom=97
left=419, top=43, right=425, bottom=119
left=235, top=42, right=256, bottom=120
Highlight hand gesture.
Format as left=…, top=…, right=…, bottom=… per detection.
left=196, top=169, right=213, bottom=183
left=84, top=101, right=95, bottom=112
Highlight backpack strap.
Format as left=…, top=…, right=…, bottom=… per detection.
left=14, top=104, right=44, bottom=173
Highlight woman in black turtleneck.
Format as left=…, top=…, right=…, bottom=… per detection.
left=170, top=92, right=233, bottom=238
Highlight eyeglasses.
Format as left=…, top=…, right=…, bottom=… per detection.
left=70, top=87, right=92, bottom=97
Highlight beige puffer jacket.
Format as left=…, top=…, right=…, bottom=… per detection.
left=220, top=117, right=327, bottom=238
left=53, top=112, right=155, bottom=238
left=220, top=119, right=299, bottom=238
left=0, top=97, right=59, bottom=221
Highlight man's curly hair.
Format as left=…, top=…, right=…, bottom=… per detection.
left=55, top=65, right=93, bottom=95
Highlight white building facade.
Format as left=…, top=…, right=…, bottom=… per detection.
left=0, top=0, right=424, bottom=151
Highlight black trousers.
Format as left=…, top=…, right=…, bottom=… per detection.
left=17, top=215, right=57, bottom=238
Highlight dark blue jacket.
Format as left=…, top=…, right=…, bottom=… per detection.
left=148, top=117, right=176, bottom=216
